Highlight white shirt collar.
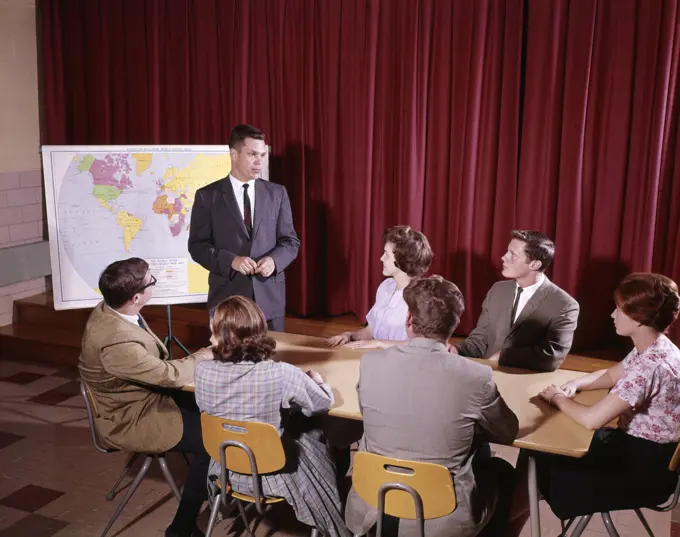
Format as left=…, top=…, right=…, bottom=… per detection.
left=229, top=174, right=256, bottom=190
left=517, top=272, right=545, bottom=294
left=107, top=305, right=141, bottom=326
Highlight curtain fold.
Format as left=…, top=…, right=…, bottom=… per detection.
left=41, top=0, right=680, bottom=347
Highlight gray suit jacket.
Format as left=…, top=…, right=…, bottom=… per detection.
left=457, top=277, right=579, bottom=372
left=188, top=178, right=300, bottom=317
left=345, top=338, right=518, bottom=537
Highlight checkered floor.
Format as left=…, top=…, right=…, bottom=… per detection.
left=0, top=357, right=672, bottom=537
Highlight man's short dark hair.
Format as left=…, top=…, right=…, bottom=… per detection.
left=511, top=230, right=555, bottom=271
left=229, top=124, right=265, bottom=151
left=403, top=275, right=465, bottom=340
left=98, top=257, right=149, bottom=309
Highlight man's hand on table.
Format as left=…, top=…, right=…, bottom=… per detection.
left=306, top=370, right=324, bottom=385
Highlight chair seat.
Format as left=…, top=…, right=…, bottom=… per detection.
left=215, top=479, right=285, bottom=505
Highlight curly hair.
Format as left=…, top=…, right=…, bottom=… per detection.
left=614, top=272, right=680, bottom=333
left=403, top=275, right=465, bottom=340
left=383, top=225, right=434, bottom=277
left=210, top=296, right=276, bottom=363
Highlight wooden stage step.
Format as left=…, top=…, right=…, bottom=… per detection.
left=0, top=293, right=364, bottom=366
left=1, top=292, right=624, bottom=371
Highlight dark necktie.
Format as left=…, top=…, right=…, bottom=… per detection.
left=243, top=184, right=252, bottom=234
left=137, top=316, right=145, bottom=329
left=510, top=287, right=524, bottom=326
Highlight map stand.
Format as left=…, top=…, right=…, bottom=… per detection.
left=162, top=305, right=190, bottom=359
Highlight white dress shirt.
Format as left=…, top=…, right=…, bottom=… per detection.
left=512, top=273, right=545, bottom=323
left=109, top=305, right=141, bottom=326
left=229, top=174, right=256, bottom=223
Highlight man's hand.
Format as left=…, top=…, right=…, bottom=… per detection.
left=487, top=351, right=501, bottom=363
left=446, top=342, right=459, bottom=353
left=255, top=256, right=276, bottom=278
left=232, top=256, right=258, bottom=275
left=306, top=370, right=324, bottom=385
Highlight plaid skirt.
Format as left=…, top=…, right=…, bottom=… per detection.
left=208, top=421, right=351, bottom=537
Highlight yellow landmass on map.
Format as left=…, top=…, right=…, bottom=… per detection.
left=188, top=261, right=209, bottom=295
left=163, top=154, right=231, bottom=202
left=116, top=211, right=143, bottom=252
left=132, top=153, right=153, bottom=175
left=97, top=198, right=111, bottom=211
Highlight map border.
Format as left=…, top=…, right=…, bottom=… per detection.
left=42, top=145, right=234, bottom=310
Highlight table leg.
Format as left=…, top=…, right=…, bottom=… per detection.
left=528, top=454, right=541, bottom=537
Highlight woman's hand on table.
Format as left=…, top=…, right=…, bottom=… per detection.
left=560, top=380, right=581, bottom=398
left=306, top=370, right=324, bottom=385
left=325, top=332, right=352, bottom=347
left=539, top=384, right=569, bottom=407
left=343, top=339, right=385, bottom=350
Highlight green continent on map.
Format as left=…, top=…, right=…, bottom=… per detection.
left=78, top=154, right=95, bottom=172
left=92, top=184, right=121, bottom=202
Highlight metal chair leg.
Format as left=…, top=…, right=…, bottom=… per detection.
left=560, top=518, right=574, bottom=536
left=205, top=495, right=221, bottom=537
left=100, top=454, right=154, bottom=537
left=601, top=513, right=621, bottom=537
left=157, top=454, right=182, bottom=501
left=569, top=515, right=592, bottom=537
left=236, top=499, right=255, bottom=537
left=634, top=508, right=656, bottom=537
left=106, top=453, right=139, bottom=501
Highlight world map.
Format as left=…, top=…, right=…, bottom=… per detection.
left=43, top=147, right=236, bottom=309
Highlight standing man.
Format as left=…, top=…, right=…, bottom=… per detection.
left=188, top=124, right=300, bottom=331
left=455, top=230, right=579, bottom=372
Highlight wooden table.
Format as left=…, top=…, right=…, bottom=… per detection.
left=188, top=331, right=608, bottom=537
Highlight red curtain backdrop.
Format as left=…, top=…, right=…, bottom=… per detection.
left=40, top=0, right=680, bottom=348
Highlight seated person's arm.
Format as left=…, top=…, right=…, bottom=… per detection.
left=499, top=300, right=579, bottom=372
left=101, top=336, right=212, bottom=388
left=541, top=390, right=630, bottom=431
left=326, top=326, right=373, bottom=347
left=560, top=363, right=625, bottom=397
left=476, top=375, right=519, bottom=445
left=456, top=292, right=491, bottom=357
left=282, top=364, right=334, bottom=416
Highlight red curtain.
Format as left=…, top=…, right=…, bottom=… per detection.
left=41, top=0, right=680, bottom=348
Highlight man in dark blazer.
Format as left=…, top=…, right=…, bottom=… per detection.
left=456, top=230, right=579, bottom=372
left=188, top=124, right=300, bottom=331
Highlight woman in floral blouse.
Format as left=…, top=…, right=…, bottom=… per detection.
left=531, top=272, right=680, bottom=521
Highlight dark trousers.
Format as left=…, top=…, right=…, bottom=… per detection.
left=168, top=392, right=210, bottom=535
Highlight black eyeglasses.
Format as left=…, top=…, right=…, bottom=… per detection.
left=137, top=274, right=157, bottom=293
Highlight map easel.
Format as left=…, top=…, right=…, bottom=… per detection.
left=163, top=305, right=190, bottom=359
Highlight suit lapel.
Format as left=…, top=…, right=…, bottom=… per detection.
left=138, top=313, right=169, bottom=359
left=509, top=278, right=551, bottom=334
left=220, top=178, right=250, bottom=239
left=252, top=179, right=269, bottom=240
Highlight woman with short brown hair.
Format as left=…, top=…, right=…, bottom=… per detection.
left=509, top=272, right=680, bottom=532
left=194, top=296, right=350, bottom=537
left=326, top=225, right=433, bottom=349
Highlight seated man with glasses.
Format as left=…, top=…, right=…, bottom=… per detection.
left=79, top=257, right=213, bottom=537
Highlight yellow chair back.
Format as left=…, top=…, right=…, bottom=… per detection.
left=352, top=452, right=456, bottom=519
left=200, top=413, right=286, bottom=475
